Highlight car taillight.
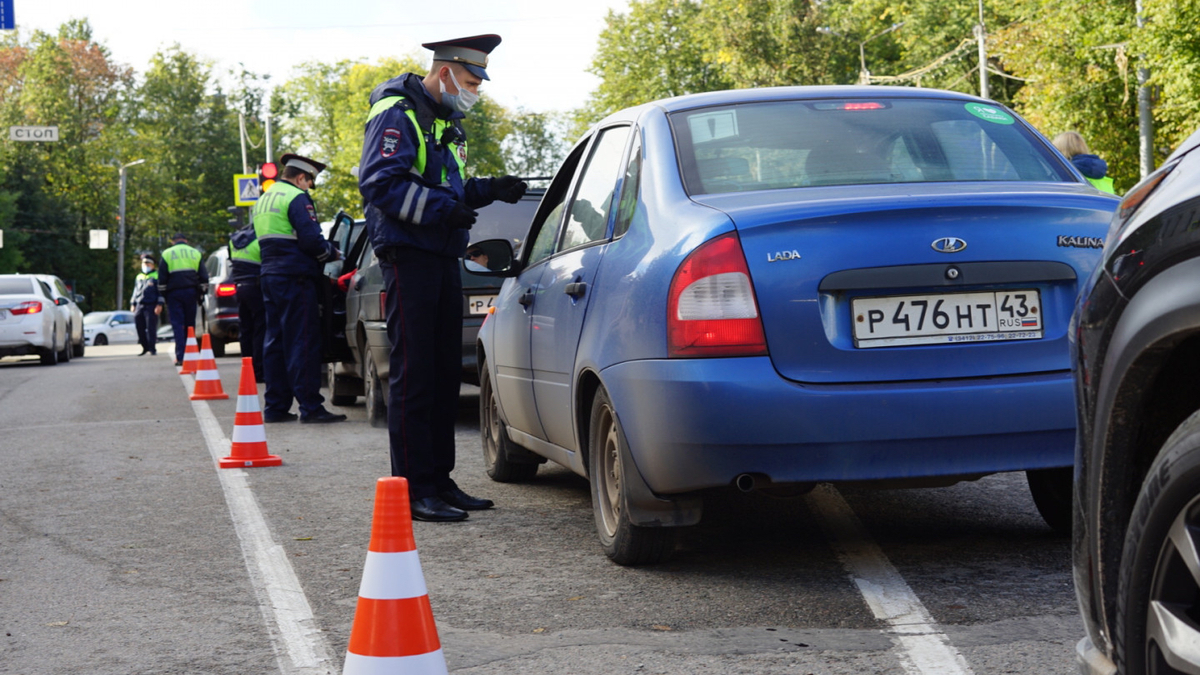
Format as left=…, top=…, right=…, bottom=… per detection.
left=216, top=283, right=237, bottom=297
left=9, top=301, right=42, bottom=315
left=667, top=231, right=767, bottom=357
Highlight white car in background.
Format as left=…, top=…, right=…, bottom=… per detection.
left=0, top=274, right=69, bottom=365
left=33, top=273, right=85, bottom=358
left=83, top=310, right=139, bottom=346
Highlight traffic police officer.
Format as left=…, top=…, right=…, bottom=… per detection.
left=358, top=34, right=527, bottom=521
left=129, top=254, right=162, bottom=356
left=253, top=152, right=346, bottom=424
left=159, top=233, right=208, bottom=366
left=229, top=223, right=265, bottom=382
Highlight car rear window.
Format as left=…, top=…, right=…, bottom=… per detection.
left=0, top=277, right=34, bottom=295
left=670, top=98, right=1073, bottom=195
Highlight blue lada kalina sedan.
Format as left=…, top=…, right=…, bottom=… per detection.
left=467, top=86, right=1120, bottom=565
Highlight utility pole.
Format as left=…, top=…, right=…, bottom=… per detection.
left=264, top=109, right=273, bottom=163
left=975, top=0, right=989, bottom=99
left=1135, top=0, right=1154, bottom=178
left=116, top=159, right=146, bottom=309
left=238, top=112, right=249, bottom=174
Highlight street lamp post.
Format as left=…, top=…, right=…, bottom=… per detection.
left=858, top=22, right=906, bottom=85
left=116, top=159, right=146, bottom=309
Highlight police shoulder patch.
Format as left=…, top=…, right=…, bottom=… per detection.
left=306, top=204, right=317, bottom=221
left=458, top=142, right=468, bottom=164
left=381, top=128, right=402, bottom=158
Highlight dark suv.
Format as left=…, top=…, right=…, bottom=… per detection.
left=199, top=246, right=239, bottom=357
left=322, top=185, right=544, bottom=424
left=1072, top=127, right=1200, bottom=675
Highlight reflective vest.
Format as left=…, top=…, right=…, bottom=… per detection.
left=229, top=238, right=261, bottom=264
left=136, top=271, right=158, bottom=282
left=366, top=95, right=467, bottom=185
left=1086, top=176, right=1116, bottom=195
left=162, top=243, right=202, bottom=272
left=253, top=181, right=305, bottom=242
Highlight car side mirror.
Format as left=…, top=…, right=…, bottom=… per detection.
left=110, top=320, right=120, bottom=326
left=55, top=297, right=68, bottom=306
left=462, top=239, right=521, bottom=277
left=74, top=294, right=85, bottom=304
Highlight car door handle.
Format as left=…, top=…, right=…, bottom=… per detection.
left=565, top=282, right=587, bottom=298
left=518, top=289, right=534, bottom=307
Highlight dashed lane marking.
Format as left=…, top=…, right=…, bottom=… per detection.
left=807, top=484, right=975, bottom=675
left=180, top=368, right=335, bottom=675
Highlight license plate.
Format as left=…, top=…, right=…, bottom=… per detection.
left=467, top=294, right=497, bottom=315
left=852, top=289, right=1042, bottom=348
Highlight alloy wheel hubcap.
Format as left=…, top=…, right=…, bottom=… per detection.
left=1146, top=493, right=1200, bottom=673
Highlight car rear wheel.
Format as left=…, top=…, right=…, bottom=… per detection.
left=479, top=361, right=539, bottom=483
left=211, top=339, right=226, bottom=358
left=1026, top=467, right=1072, bottom=535
left=94, top=334, right=108, bottom=346
left=589, top=387, right=676, bottom=566
left=40, top=337, right=58, bottom=366
left=1116, top=410, right=1200, bottom=675
left=364, top=353, right=387, bottom=429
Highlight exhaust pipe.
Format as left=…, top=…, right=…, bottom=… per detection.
left=735, top=473, right=756, bottom=493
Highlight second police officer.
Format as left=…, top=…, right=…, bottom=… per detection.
left=253, top=153, right=346, bottom=424
left=358, top=35, right=527, bottom=521
left=229, top=221, right=265, bottom=382
left=129, top=254, right=162, bottom=356
left=159, top=233, right=208, bottom=367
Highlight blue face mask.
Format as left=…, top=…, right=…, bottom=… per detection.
left=440, top=68, right=478, bottom=113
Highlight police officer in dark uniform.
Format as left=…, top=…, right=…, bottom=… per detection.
left=254, top=153, right=346, bottom=424
left=129, top=254, right=162, bottom=356
left=159, top=233, right=208, bottom=366
left=229, top=224, right=265, bottom=382
left=358, top=35, right=527, bottom=521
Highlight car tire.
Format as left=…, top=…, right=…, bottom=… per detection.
left=329, top=363, right=358, bottom=407
left=479, top=361, right=539, bottom=483
left=211, top=339, right=226, bottom=358
left=1026, top=467, right=1072, bottom=535
left=40, top=337, right=58, bottom=366
left=588, top=387, right=676, bottom=566
left=58, top=337, right=71, bottom=363
left=365, top=353, right=387, bottom=429
left=94, top=334, right=108, bottom=346
left=72, top=337, right=84, bottom=358
left=1115, top=409, right=1200, bottom=675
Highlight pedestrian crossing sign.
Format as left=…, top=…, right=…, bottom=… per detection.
left=234, top=174, right=260, bottom=206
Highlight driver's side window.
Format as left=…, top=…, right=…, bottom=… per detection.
left=524, top=140, right=588, bottom=267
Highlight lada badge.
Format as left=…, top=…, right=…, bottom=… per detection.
left=931, top=237, right=967, bottom=253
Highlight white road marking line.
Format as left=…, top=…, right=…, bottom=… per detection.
left=182, top=372, right=335, bottom=675
left=807, top=484, right=975, bottom=675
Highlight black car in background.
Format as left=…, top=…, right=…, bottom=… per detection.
left=198, top=246, right=239, bottom=357
left=322, top=183, right=544, bottom=424
left=1071, top=126, right=1200, bottom=675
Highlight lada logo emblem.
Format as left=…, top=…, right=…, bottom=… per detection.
left=931, top=237, right=967, bottom=253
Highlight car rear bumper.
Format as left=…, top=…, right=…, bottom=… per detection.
left=209, top=316, right=239, bottom=341
left=600, top=356, right=1076, bottom=494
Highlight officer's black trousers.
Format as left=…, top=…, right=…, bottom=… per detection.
left=165, top=288, right=197, bottom=363
left=134, top=306, right=158, bottom=354
left=236, top=281, right=266, bottom=382
left=381, top=247, right=462, bottom=500
left=261, top=274, right=325, bottom=418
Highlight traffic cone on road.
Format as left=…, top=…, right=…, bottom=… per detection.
left=179, top=327, right=200, bottom=375
left=189, top=334, right=229, bottom=401
left=343, top=477, right=447, bottom=675
left=219, top=357, right=280, bottom=468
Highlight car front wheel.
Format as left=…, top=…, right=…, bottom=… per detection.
left=1116, top=409, right=1200, bottom=675
left=94, top=334, right=108, bottom=346
left=588, top=387, right=675, bottom=566
left=479, top=360, right=538, bottom=483
left=1026, top=467, right=1072, bottom=535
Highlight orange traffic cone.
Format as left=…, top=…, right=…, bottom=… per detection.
left=343, top=477, right=447, bottom=675
left=190, top=334, right=229, bottom=401
left=219, top=357, right=281, bottom=468
left=179, top=327, right=200, bottom=374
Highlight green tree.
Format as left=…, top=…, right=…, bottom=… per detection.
left=1134, top=0, right=1200, bottom=156
left=503, top=109, right=570, bottom=177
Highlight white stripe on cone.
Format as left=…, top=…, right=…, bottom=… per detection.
left=357, top=551, right=428, bottom=600
left=231, top=425, right=267, bottom=444
left=200, top=348, right=214, bottom=359
left=343, top=649, right=447, bottom=675
left=236, top=395, right=260, bottom=412
left=195, top=369, right=221, bottom=381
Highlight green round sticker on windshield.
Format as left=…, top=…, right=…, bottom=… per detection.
left=965, top=102, right=1015, bottom=125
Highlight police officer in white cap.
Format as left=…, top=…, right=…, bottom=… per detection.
left=358, top=35, right=527, bottom=521
left=254, top=152, right=346, bottom=424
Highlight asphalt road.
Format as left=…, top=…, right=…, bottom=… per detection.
left=0, top=344, right=1080, bottom=674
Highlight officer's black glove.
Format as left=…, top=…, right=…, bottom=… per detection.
left=447, top=201, right=478, bottom=230
left=492, top=175, right=528, bottom=204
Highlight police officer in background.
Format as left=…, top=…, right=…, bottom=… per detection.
left=229, top=223, right=265, bottom=382
left=129, top=254, right=163, bottom=356
left=254, top=153, right=346, bottom=424
left=159, top=233, right=208, bottom=366
left=358, top=35, right=527, bottom=521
